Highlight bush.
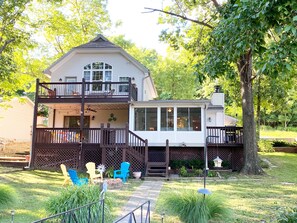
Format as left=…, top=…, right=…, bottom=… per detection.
left=46, top=185, right=113, bottom=222
left=0, top=184, right=16, bottom=209
left=272, top=140, right=297, bottom=147
left=169, top=159, right=204, bottom=170
left=277, top=207, right=297, bottom=223
left=179, top=166, right=188, bottom=177
left=104, top=166, right=114, bottom=178
left=258, top=140, right=275, bottom=153
left=161, top=189, right=229, bottom=223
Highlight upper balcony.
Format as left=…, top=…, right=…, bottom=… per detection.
left=36, top=78, right=138, bottom=104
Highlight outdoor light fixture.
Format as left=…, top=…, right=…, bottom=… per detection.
left=92, top=116, right=95, bottom=120
left=213, top=156, right=223, bottom=168
left=208, top=117, right=212, bottom=122
left=59, top=78, right=62, bottom=82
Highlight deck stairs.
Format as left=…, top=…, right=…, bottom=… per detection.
left=146, top=162, right=168, bottom=177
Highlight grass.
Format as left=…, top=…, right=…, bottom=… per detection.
left=260, top=129, right=297, bottom=138
left=153, top=152, right=297, bottom=223
left=0, top=167, right=142, bottom=222
left=0, top=152, right=296, bottom=223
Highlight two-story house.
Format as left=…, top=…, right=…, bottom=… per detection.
left=29, top=35, right=243, bottom=176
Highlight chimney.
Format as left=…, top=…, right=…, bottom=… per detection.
left=211, top=85, right=224, bottom=107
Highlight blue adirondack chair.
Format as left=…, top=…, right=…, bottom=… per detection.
left=114, top=162, right=130, bottom=183
left=68, top=169, right=89, bottom=186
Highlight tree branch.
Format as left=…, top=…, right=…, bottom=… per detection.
left=0, top=38, right=15, bottom=54
left=211, top=0, right=221, bottom=12
left=144, top=7, right=214, bottom=29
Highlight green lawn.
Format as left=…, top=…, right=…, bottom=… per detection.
left=153, top=152, right=297, bottom=223
left=0, top=168, right=141, bottom=222
left=260, top=129, right=297, bottom=138
left=1, top=153, right=296, bottom=223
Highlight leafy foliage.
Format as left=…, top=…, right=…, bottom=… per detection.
left=160, top=189, right=229, bottom=223
left=0, top=184, right=16, bottom=209
left=277, top=207, right=297, bottom=223
left=258, top=140, right=275, bottom=153
left=46, top=185, right=113, bottom=222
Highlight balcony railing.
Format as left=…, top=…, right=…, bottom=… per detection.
left=37, top=79, right=138, bottom=101
left=207, top=126, right=243, bottom=145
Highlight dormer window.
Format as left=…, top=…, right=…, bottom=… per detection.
left=83, top=62, right=112, bottom=92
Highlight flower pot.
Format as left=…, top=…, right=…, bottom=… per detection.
left=132, top=171, right=141, bottom=179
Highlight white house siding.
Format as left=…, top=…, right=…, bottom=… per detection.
left=50, top=53, right=147, bottom=101
left=0, top=97, right=34, bottom=141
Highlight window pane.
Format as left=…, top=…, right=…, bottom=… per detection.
left=92, top=62, right=103, bottom=69
left=146, top=108, right=157, bottom=131
left=161, top=107, right=174, bottom=131
left=105, top=63, right=112, bottom=69
left=105, top=71, right=111, bottom=81
left=135, top=108, right=145, bottom=131
left=93, top=71, right=103, bottom=81
left=190, top=108, right=201, bottom=131
left=119, top=77, right=129, bottom=93
left=84, top=64, right=91, bottom=70
left=177, top=108, right=189, bottom=131
left=84, top=71, right=90, bottom=80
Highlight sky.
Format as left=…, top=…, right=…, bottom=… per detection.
left=106, top=0, right=168, bottom=55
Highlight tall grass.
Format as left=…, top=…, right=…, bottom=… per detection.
left=160, top=189, right=229, bottom=223
left=0, top=184, right=16, bottom=209
left=46, top=185, right=114, bottom=222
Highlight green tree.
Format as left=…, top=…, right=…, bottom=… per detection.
left=0, top=0, right=31, bottom=98
left=150, top=0, right=297, bottom=174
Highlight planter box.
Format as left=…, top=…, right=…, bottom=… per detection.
left=274, top=147, right=297, bottom=153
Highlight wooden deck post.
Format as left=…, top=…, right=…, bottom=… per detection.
left=101, top=123, right=106, bottom=164
left=145, top=139, right=148, bottom=170
left=166, top=139, right=169, bottom=178
left=123, top=123, right=129, bottom=161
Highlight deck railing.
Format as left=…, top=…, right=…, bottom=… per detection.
left=207, top=126, right=243, bottom=144
left=38, top=79, right=138, bottom=101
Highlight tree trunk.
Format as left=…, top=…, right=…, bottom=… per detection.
left=237, top=50, right=263, bottom=175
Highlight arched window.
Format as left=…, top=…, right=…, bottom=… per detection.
left=83, top=62, right=112, bottom=92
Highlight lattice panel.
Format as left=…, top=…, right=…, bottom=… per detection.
left=82, top=144, right=102, bottom=168
left=34, top=146, right=79, bottom=170
left=232, top=147, right=244, bottom=170
left=169, top=147, right=203, bottom=161
left=105, top=147, right=123, bottom=171
left=126, top=150, right=145, bottom=173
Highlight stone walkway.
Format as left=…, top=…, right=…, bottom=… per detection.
left=116, top=180, right=164, bottom=222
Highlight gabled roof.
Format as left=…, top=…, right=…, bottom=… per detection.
left=44, top=34, right=149, bottom=75
left=74, top=35, right=120, bottom=49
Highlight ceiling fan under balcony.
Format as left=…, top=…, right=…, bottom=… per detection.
left=85, top=105, right=97, bottom=113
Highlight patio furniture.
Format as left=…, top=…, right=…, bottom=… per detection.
left=60, top=164, right=71, bottom=186
left=86, top=162, right=103, bottom=184
left=114, top=162, right=130, bottom=183
left=68, top=169, right=88, bottom=186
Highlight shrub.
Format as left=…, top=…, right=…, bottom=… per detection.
left=194, top=169, right=203, bottom=177
left=169, top=159, right=204, bottom=170
left=277, top=207, right=297, bottom=223
left=272, top=140, right=297, bottom=147
left=161, top=189, right=229, bottom=223
left=46, top=185, right=113, bottom=222
left=222, top=160, right=231, bottom=169
left=258, top=140, right=275, bottom=153
left=179, top=166, right=188, bottom=177
left=104, top=166, right=114, bottom=178
left=0, top=184, right=16, bottom=209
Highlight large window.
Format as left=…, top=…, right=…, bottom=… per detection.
left=64, top=116, right=90, bottom=128
left=83, top=62, right=112, bottom=92
left=134, top=108, right=157, bottom=131
left=161, top=107, right=174, bottom=131
left=177, top=108, right=201, bottom=131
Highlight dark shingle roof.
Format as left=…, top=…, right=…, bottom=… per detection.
left=75, top=34, right=120, bottom=49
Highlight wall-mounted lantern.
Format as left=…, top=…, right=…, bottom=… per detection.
left=213, top=156, right=223, bottom=168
